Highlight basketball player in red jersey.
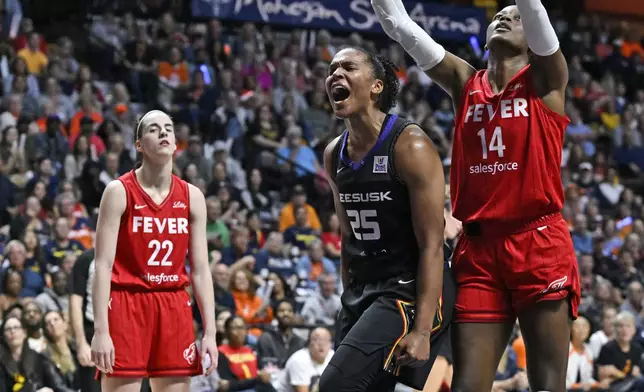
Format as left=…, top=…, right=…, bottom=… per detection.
left=90, top=110, right=218, bottom=392
left=372, top=1, right=579, bottom=391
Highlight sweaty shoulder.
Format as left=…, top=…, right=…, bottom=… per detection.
left=323, top=135, right=343, bottom=182
left=393, top=124, right=441, bottom=182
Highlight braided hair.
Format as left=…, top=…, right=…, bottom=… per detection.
left=342, top=45, right=401, bottom=113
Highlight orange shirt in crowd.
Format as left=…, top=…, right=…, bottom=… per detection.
left=68, top=110, right=104, bottom=141
left=279, top=203, right=321, bottom=232
left=158, top=61, right=189, bottom=84
left=512, top=335, right=526, bottom=370
left=36, top=117, right=67, bottom=135
left=621, top=40, right=644, bottom=59
left=232, top=291, right=273, bottom=337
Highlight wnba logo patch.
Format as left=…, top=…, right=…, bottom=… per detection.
left=541, top=276, right=568, bottom=294
left=373, top=156, right=388, bottom=173
left=183, top=342, right=197, bottom=365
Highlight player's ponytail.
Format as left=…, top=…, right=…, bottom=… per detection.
left=342, top=45, right=401, bottom=113
left=374, top=55, right=401, bottom=113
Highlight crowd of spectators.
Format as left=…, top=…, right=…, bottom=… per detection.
left=0, top=1, right=643, bottom=391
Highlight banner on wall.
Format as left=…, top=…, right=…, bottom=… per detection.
left=192, top=0, right=488, bottom=41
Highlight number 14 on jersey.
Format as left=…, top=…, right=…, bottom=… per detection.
left=477, top=126, right=506, bottom=159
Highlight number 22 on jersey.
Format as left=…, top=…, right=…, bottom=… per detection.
left=477, top=126, right=506, bottom=159
left=346, top=209, right=381, bottom=241
left=147, top=240, right=173, bottom=266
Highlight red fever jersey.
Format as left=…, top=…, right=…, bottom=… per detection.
left=112, top=171, right=191, bottom=290
left=451, top=65, right=570, bottom=223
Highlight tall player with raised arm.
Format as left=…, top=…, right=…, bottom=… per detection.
left=91, top=110, right=218, bottom=392
left=371, top=1, right=579, bottom=391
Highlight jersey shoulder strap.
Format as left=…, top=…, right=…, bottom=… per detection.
left=387, top=116, right=416, bottom=184
left=330, top=130, right=347, bottom=183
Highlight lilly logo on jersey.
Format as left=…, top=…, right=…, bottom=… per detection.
left=173, top=201, right=187, bottom=209
left=143, top=272, right=179, bottom=284
left=339, top=191, right=392, bottom=203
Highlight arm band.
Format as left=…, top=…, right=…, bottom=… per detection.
left=371, top=0, right=446, bottom=71
left=515, top=0, right=559, bottom=57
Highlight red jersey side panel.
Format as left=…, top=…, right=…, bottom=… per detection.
left=450, top=65, right=569, bottom=223
left=112, top=171, right=191, bottom=290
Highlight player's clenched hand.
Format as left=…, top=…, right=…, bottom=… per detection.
left=393, top=331, right=430, bottom=367
left=201, top=334, right=218, bottom=375
left=91, top=331, right=115, bottom=374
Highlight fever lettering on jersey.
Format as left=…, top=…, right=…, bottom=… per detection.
left=132, top=216, right=189, bottom=234
left=111, top=171, right=192, bottom=290
left=451, top=65, right=569, bottom=223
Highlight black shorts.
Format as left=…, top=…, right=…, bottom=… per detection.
left=333, top=261, right=455, bottom=390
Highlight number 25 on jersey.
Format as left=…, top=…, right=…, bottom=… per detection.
left=346, top=210, right=381, bottom=241
left=148, top=240, right=173, bottom=266
left=477, top=126, right=506, bottom=159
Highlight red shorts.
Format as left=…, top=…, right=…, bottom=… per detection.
left=107, top=289, right=201, bottom=378
left=452, top=213, right=580, bottom=323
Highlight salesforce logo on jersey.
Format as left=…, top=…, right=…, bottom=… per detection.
left=192, top=0, right=486, bottom=41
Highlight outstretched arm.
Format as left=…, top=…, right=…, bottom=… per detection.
left=371, top=0, right=476, bottom=104
left=516, top=0, right=568, bottom=115
left=395, top=126, right=445, bottom=335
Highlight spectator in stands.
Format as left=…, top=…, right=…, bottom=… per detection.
left=596, top=312, right=644, bottom=389
left=621, top=281, right=644, bottom=328
left=279, top=184, right=321, bottom=232
left=1, top=240, right=44, bottom=297
left=17, top=32, right=47, bottom=76
left=0, top=269, right=24, bottom=318
left=284, top=205, right=318, bottom=252
left=217, top=315, right=275, bottom=391
left=257, top=299, right=306, bottom=369
left=278, top=327, right=333, bottom=392
left=297, top=240, right=336, bottom=286
left=255, top=231, right=296, bottom=280
left=566, top=316, right=599, bottom=390
left=42, top=310, right=78, bottom=389
left=300, top=273, right=341, bottom=327
left=176, top=134, right=212, bottom=183
left=212, top=263, right=235, bottom=313
left=23, top=300, right=46, bottom=353
left=212, top=140, right=247, bottom=191
left=0, top=315, right=74, bottom=392
left=221, top=225, right=256, bottom=268
left=44, top=216, right=84, bottom=268
left=35, top=270, right=69, bottom=316
left=54, top=192, right=94, bottom=249
left=321, top=213, right=341, bottom=262
left=230, top=268, right=273, bottom=336
left=589, top=305, right=617, bottom=359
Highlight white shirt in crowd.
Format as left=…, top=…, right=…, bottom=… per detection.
left=588, top=329, right=610, bottom=359
left=566, top=343, right=596, bottom=389
left=277, top=347, right=333, bottom=392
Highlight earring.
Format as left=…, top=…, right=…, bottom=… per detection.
left=484, top=45, right=489, bottom=51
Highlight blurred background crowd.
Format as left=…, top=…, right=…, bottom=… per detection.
left=0, top=0, right=642, bottom=391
